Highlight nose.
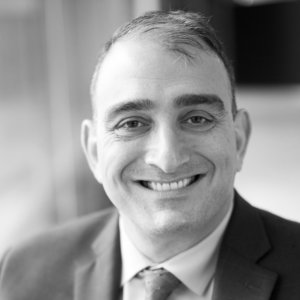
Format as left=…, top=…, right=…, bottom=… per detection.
left=144, top=126, right=190, bottom=173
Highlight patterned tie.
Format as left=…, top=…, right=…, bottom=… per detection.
left=138, top=268, right=181, bottom=300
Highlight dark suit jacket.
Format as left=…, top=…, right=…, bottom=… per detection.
left=1, top=192, right=300, bottom=300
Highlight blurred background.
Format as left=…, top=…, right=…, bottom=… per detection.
left=0, top=0, right=299, bottom=257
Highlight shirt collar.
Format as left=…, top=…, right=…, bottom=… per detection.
left=120, top=200, right=233, bottom=296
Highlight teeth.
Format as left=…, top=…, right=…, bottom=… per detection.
left=171, top=182, right=178, bottom=189
left=145, top=177, right=195, bottom=192
left=162, top=183, right=169, bottom=191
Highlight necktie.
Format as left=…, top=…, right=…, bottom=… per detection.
left=138, top=268, right=181, bottom=300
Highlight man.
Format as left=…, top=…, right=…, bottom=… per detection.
left=1, top=10, right=300, bottom=300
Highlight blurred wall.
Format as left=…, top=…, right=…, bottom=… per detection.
left=235, top=87, right=300, bottom=221
left=0, top=0, right=55, bottom=257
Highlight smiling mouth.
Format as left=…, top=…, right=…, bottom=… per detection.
left=139, top=175, right=201, bottom=192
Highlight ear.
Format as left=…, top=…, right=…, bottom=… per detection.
left=81, top=119, right=102, bottom=183
left=234, top=109, right=251, bottom=172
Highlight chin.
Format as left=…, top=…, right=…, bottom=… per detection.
left=147, top=210, right=197, bottom=236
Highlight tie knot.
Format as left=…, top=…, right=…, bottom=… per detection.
left=138, top=268, right=181, bottom=300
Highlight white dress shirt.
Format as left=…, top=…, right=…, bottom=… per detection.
left=119, top=200, right=233, bottom=300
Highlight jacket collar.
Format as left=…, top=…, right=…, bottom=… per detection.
left=213, top=191, right=278, bottom=300
left=74, top=209, right=121, bottom=300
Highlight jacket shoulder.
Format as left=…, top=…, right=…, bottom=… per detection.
left=258, top=207, right=300, bottom=250
left=0, top=207, right=118, bottom=299
left=7, top=207, right=117, bottom=257
left=256, top=207, right=300, bottom=298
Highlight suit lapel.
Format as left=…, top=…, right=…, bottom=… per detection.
left=75, top=210, right=121, bottom=300
left=213, top=193, right=278, bottom=300
left=213, top=248, right=278, bottom=300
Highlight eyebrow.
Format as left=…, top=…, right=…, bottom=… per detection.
left=104, top=94, right=225, bottom=122
left=105, top=99, right=154, bottom=122
left=174, top=94, right=225, bottom=112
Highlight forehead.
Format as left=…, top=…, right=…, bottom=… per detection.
left=93, top=39, right=232, bottom=116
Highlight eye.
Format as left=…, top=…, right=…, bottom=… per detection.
left=182, top=111, right=215, bottom=131
left=186, top=116, right=210, bottom=125
left=120, top=120, right=144, bottom=129
left=115, top=117, right=151, bottom=136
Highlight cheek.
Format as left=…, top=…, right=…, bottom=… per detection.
left=98, top=137, right=142, bottom=184
left=199, top=131, right=237, bottom=170
left=215, top=137, right=238, bottom=176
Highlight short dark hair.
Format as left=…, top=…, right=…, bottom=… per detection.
left=91, top=10, right=237, bottom=116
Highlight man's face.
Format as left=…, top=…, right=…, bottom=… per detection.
left=83, top=39, right=249, bottom=240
